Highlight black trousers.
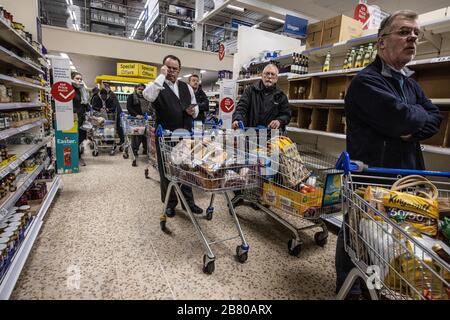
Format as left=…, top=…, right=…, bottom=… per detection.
left=155, top=138, right=194, bottom=209
left=116, top=113, right=124, bottom=144
left=131, top=135, right=147, bottom=156
left=76, top=112, right=87, bottom=159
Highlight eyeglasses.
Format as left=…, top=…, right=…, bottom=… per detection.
left=263, top=72, right=277, bottom=77
left=382, top=27, right=421, bottom=39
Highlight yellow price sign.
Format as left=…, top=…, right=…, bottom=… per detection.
left=117, top=63, right=156, bottom=79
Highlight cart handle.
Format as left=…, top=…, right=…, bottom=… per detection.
left=336, top=151, right=450, bottom=177
left=236, top=121, right=266, bottom=131
left=155, top=124, right=204, bottom=138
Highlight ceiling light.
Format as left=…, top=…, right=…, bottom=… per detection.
left=69, top=60, right=73, bottom=65
left=177, top=77, right=182, bottom=80
left=183, top=73, right=192, bottom=78
left=60, top=53, right=69, bottom=58
left=200, top=70, right=206, bottom=74
left=203, top=11, right=209, bottom=17
left=65, top=0, right=73, bottom=5
left=269, top=16, right=285, bottom=24
left=227, top=5, right=245, bottom=12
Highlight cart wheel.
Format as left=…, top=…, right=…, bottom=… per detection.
left=206, top=207, right=214, bottom=220
left=92, top=150, right=99, bottom=157
left=202, top=255, right=215, bottom=274
left=288, top=239, right=302, bottom=256
left=314, top=231, right=328, bottom=247
left=236, top=246, right=248, bottom=263
left=123, top=153, right=129, bottom=159
left=119, top=146, right=124, bottom=152
left=145, top=169, right=149, bottom=179
left=89, top=143, right=94, bottom=150
left=110, top=149, right=116, bottom=156
left=160, top=220, right=166, bottom=231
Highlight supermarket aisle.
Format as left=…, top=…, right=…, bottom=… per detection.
left=11, top=147, right=338, bottom=299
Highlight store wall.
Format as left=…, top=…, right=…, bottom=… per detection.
left=2, top=0, right=39, bottom=40
left=66, top=53, right=117, bottom=88
left=42, top=25, right=233, bottom=72
left=234, top=25, right=304, bottom=77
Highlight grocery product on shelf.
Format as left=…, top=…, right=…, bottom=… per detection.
left=322, top=51, right=331, bottom=72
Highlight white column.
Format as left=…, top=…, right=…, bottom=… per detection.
left=194, top=0, right=205, bottom=50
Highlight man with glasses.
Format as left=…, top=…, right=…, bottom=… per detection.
left=143, top=55, right=203, bottom=218
left=337, top=10, right=442, bottom=299
left=232, top=63, right=291, bottom=130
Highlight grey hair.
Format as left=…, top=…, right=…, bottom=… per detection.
left=378, top=10, right=419, bottom=37
left=263, top=63, right=279, bottom=74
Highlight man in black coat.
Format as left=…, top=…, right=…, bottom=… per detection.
left=188, top=74, right=209, bottom=122
left=143, top=55, right=203, bottom=218
left=232, top=63, right=291, bottom=130
left=126, top=83, right=153, bottom=167
left=337, top=10, right=442, bottom=299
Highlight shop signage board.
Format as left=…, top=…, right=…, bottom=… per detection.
left=282, top=15, right=308, bottom=37
left=116, top=63, right=157, bottom=78
left=49, top=56, right=79, bottom=174
left=231, top=19, right=253, bottom=29
left=218, top=79, right=236, bottom=129
left=354, top=1, right=389, bottom=30
left=218, top=43, right=225, bottom=61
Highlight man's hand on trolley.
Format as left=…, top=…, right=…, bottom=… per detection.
left=185, top=105, right=195, bottom=116
left=232, top=121, right=240, bottom=129
left=268, top=120, right=281, bottom=129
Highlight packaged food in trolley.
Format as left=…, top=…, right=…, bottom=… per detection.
left=84, top=109, right=120, bottom=156
left=336, top=152, right=450, bottom=300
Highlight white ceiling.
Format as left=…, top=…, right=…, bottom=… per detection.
left=258, top=0, right=450, bottom=21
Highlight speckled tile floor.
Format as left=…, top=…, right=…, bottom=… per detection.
left=10, top=145, right=338, bottom=300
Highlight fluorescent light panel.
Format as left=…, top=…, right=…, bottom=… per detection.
left=227, top=5, right=245, bottom=12
left=269, top=16, right=284, bottom=23
left=183, top=74, right=192, bottom=78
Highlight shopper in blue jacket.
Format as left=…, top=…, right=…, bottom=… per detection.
left=336, top=10, right=442, bottom=299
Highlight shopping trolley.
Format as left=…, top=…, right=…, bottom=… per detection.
left=336, top=152, right=450, bottom=300
left=121, top=114, right=148, bottom=162
left=231, top=123, right=342, bottom=256
left=85, top=109, right=120, bottom=156
left=157, top=126, right=258, bottom=274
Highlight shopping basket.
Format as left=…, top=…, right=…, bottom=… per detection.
left=157, top=125, right=258, bottom=274
left=336, top=152, right=450, bottom=300
left=121, top=113, right=148, bottom=162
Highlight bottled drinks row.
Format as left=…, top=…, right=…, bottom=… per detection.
left=322, top=43, right=377, bottom=72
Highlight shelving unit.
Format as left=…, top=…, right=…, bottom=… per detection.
left=0, top=7, right=55, bottom=299
left=0, top=174, right=61, bottom=300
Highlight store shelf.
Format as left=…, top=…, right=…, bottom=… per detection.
left=0, top=18, right=45, bottom=61
left=90, top=4, right=126, bottom=15
left=287, top=127, right=346, bottom=139
left=407, top=55, right=450, bottom=68
left=236, top=72, right=297, bottom=83
left=0, top=102, right=45, bottom=111
left=0, top=74, right=46, bottom=90
left=0, top=45, right=43, bottom=74
left=422, top=144, right=450, bottom=156
left=90, top=18, right=126, bottom=28
left=288, top=67, right=364, bottom=80
left=0, top=137, right=51, bottom=180
left=0, top=119, right=47, bottom=141
left=0, top=157, right=50, bottom=221
left=113, top=92, right=132, bottom=95
left=289, top=99, right=345, bottom=105
left=167, top=23, right=193, bottom=31
left=0, top=174, right=60, bottom=300
left=303, top=34, right=378, bottom=58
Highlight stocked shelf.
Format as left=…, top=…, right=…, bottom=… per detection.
left=0, top=18, right=44, bottom=61
left=90, top=17, right=126, bottom=28
left=287, top=126, right=346, bottom=139
left=0, top=157, right=49, bottom=219
left=0, top=174, right=60, bottom=299
left=289, top=99, right=345, bottom=106
left=236, top=72, right=297, bottom=83
left=0, top=119, right=47, bottom=141
left=0, top=74, right=46, bottom=91
left=0, top=138, right=51, bottom=180
left=0, top=102, right=45, bottom=111
left=90, top=4, right=127, bottom=15
left=0, top=45, right=43, bottom=75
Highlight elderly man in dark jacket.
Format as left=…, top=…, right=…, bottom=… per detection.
left=337, top=10, right=442, bottom=300
left=232, top=63, right=291, bottom=130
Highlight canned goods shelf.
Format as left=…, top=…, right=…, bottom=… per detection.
left=0, top=45, right=43, bottom=75
left=0, top=137, right=52, bottom=180
left=0, top=74, right=47, bottom=91
left=0, top=119, right=47, bottom=141
left=0, top=175, right=61, bottom=299
left=0, top=157, right=49, bottom=223
left=0, top=102, right=45, bottom=111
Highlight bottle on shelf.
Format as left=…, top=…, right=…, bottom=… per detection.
left=342, top=50, right=350, bottom=70
left=322, top=51, right=331, bottom=72
left=305, top=56, right=309, bottom=74
left=363, top=43, right=373, bottom=67
left=354, top=46, right=364, bottom=68
left=291, top=53, right=297, bottom=74
left=371, top=46, right=378, bottom=63
left=348, top=47, right=356, bottom=69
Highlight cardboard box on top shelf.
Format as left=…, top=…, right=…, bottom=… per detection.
left=321, top=15, right=363, bottom=47
left=306, top=21, right=324, bottom=49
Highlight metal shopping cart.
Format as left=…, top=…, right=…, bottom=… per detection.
left=121, top=114, right=148, bottom=162
left=85, top=109, right=120, bottom=156
left=335, top=152, right=450, bottom=300
left=157, top=126, right=258, bottom=274
left=232, top=125, right=342, bottom=256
